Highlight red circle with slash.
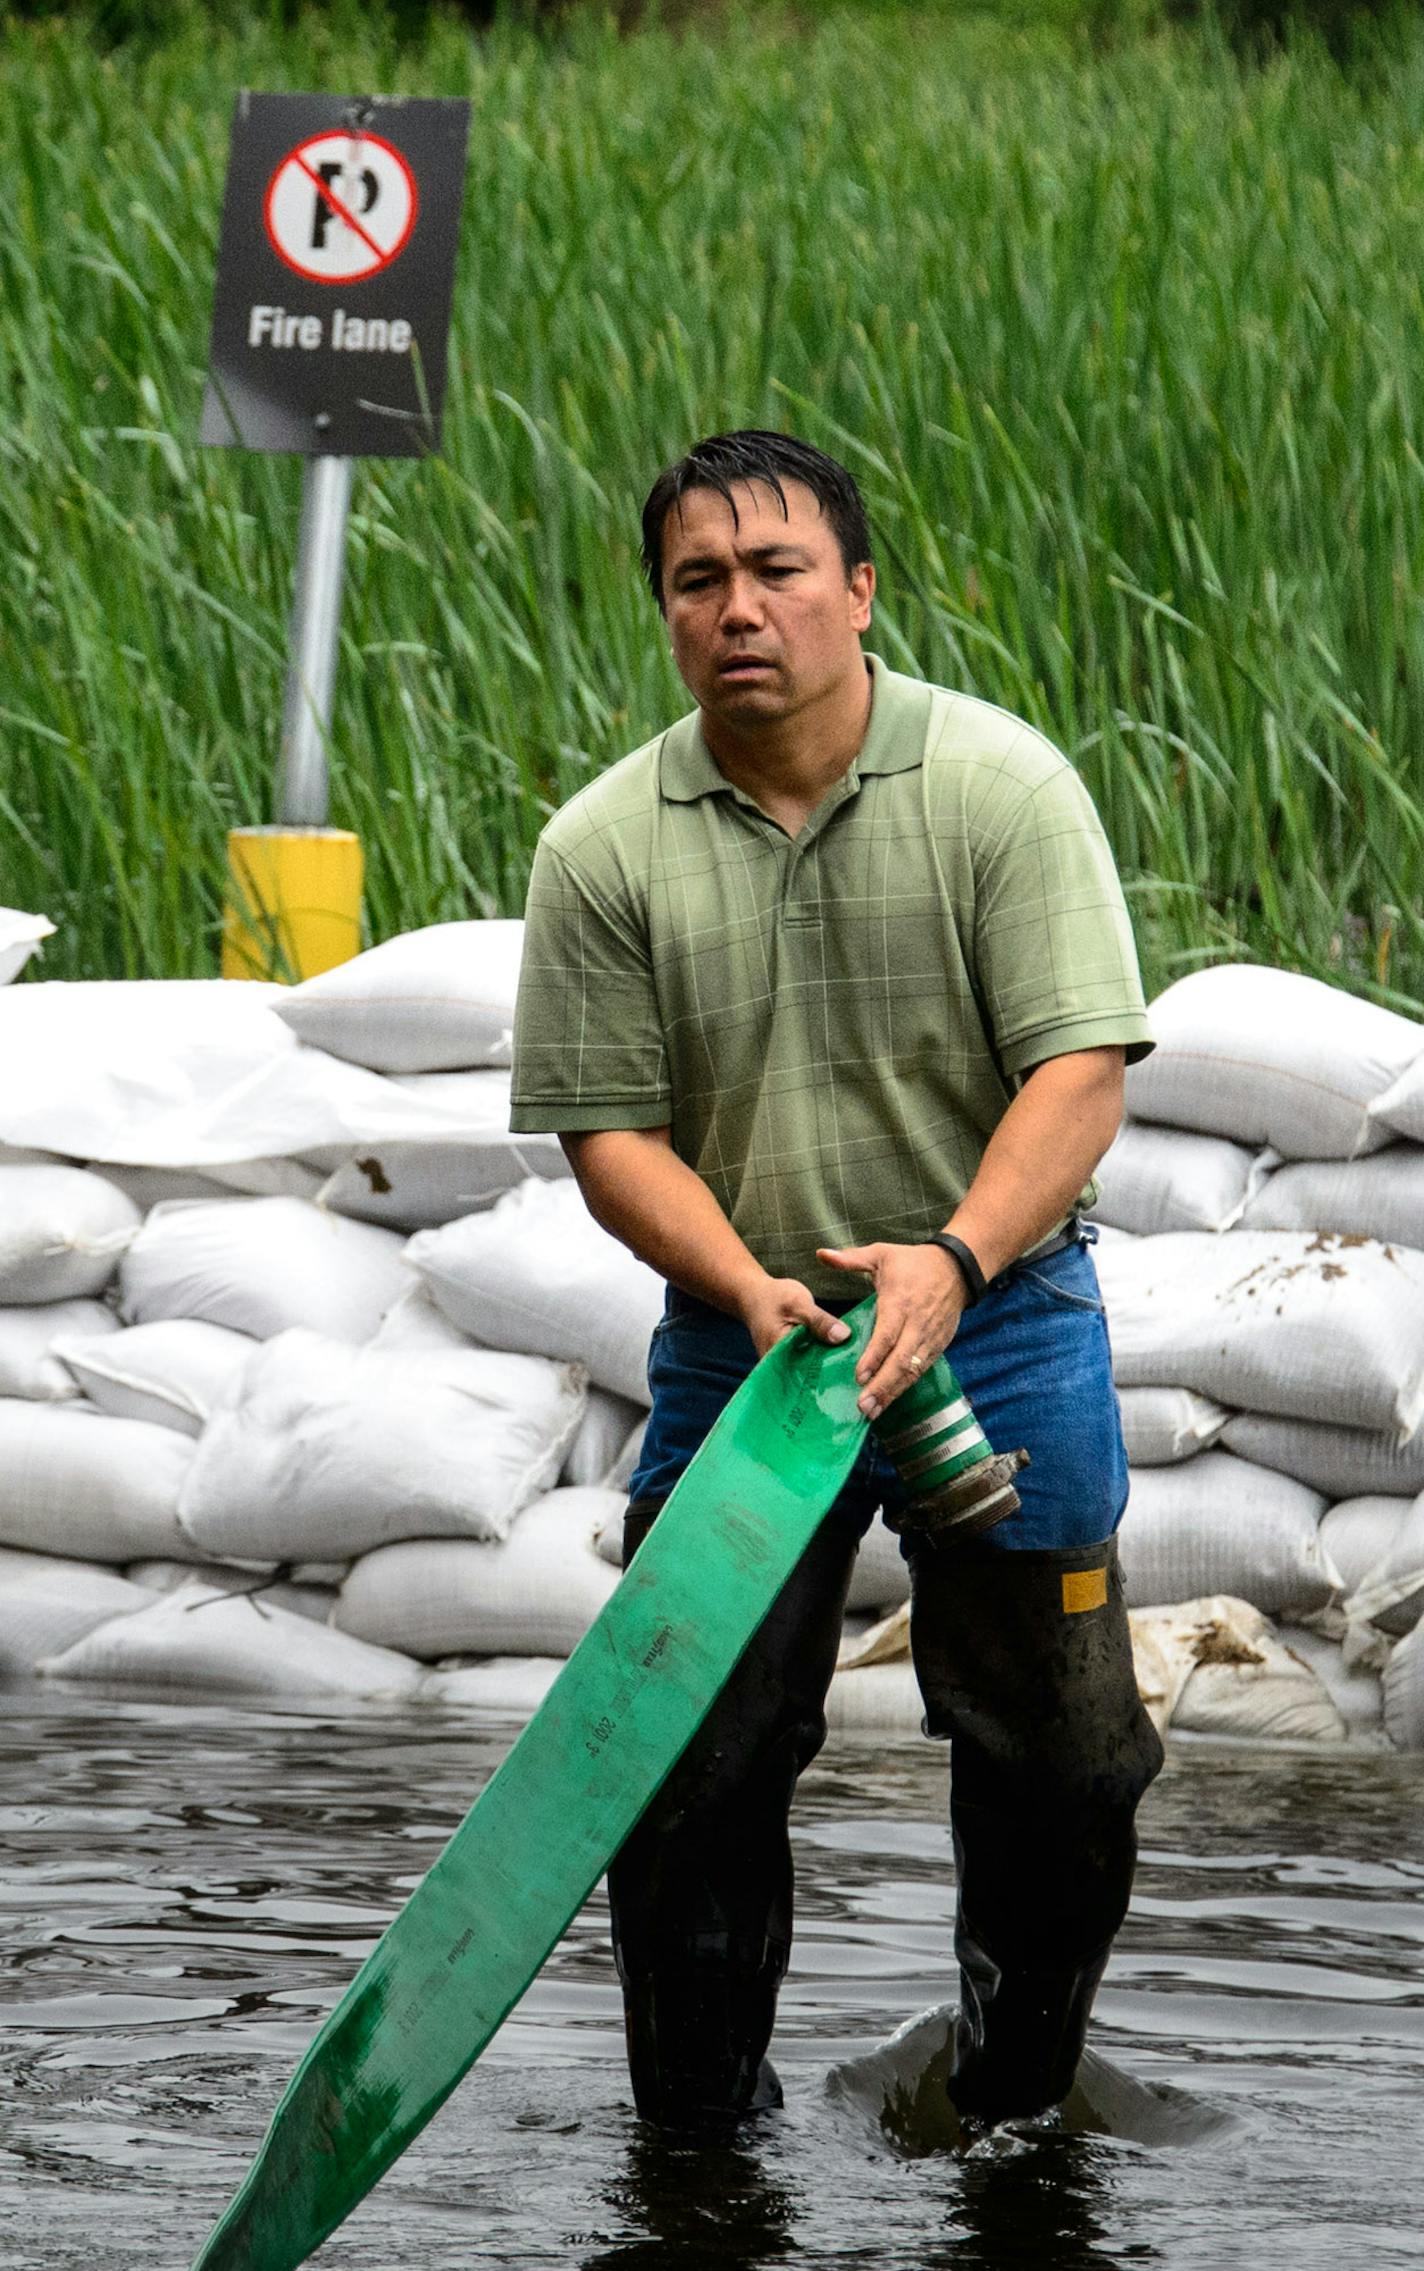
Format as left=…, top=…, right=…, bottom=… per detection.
left=263, top=131, right=418, bottom=286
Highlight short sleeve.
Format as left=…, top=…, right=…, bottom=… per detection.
left=972, top=761, right=1155, bottom=1079
left=509, top=837, right=672, bottom=1133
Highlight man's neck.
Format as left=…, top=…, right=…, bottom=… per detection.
left=700, top=656, right=874, bottom=814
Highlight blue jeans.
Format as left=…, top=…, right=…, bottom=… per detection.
left=627, top=1225, right=1129, bottom=1551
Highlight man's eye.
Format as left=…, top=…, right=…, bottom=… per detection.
left=764, top=566, right=796, bottom=579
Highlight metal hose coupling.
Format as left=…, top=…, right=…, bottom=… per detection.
left=868, top=1357, right=1029, bottom=1543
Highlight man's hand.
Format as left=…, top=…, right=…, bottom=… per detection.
left=816, top=1241, right=967, bottom=1421
left=738, top=1276, right=854, bottom=1362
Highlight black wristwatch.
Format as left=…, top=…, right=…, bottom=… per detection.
left=923, top=1231, right=987, bottom=1306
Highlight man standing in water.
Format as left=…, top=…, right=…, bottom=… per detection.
left=509, top=431, right=1163, bottom=2136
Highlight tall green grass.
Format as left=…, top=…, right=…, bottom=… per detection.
left=2, top=2, right=1422, bottom=1007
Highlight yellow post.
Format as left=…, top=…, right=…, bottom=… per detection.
left=222, top=826, right=364, bottom=984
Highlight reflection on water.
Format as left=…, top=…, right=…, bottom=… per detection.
left=1, top=1685, right=1422, bottom=2269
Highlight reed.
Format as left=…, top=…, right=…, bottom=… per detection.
left=3, top=2, right=1421, bottom=1007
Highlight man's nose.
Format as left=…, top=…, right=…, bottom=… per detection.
left=720, top=573, right=765, bottom=630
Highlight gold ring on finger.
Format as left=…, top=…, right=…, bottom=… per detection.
left=907, top=1352, right=924, bottom=1374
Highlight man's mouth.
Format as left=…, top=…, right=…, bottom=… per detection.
left=718, top=657, right=775, bottom=677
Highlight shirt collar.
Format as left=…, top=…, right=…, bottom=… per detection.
left=658, top=651, right=927, bottom=804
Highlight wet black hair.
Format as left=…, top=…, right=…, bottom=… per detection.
left=639, top=429, right=873, bottom=613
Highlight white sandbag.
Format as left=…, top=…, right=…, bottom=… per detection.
left=179, top=1329, right=587, bottom=1564
left=0, top=1546, right=95, bottom=1582
left=407, top=1178, right=665, bottom=1406
left=1095, top=1230, right=1424, bottom=1434
left=1382, top=1620, right=1424, bottom=1748
left=560, top=1387, right=646, bottom=1489
left=848, top=1516, right=911, bottom=1613
left=333, top=1488, right=622, bottom=1659
left=1241, top=1148, right=1424, bottom=1248
left=1343, top=1492, right=1424, bottom=1639
left=0, top=980, right=288, bottom=1161
left=0, top=1563, right=156, bottom=1673
left=96, top=1158, right=327, bottom=1208
left=39, top=1580, right=422, bottom=1699
left=1127, top=1603, right=1209, bottom=1735
left=605, top=1416, right=648, bottom=1494
left=0, top=1299, right=118, bottom=1401
left=371, top=1284, right=477, bottom=1352
left=1318, top=1496, right=1414, bottom=1599
left=1221, top=1410, right=1424, bottom=1499
left=274, top=920, right=525, bottom=1072
left=51, top=1319, right=256, bottom=1437
left=1370, top=1052, right=1424, bottom=1144
left=420, top=1656, right=564, bottom=1714
left=1172, top=1608, right=1349, bottom=1743
left=0, top=1164, right=141, bottom=1302
left=837, top=1600, right=909, bottom=1671
left=311, top=1069, right=569, bottom=1231
left=1088, top=1121, right=1262, bottom=1235
left=119, top=1197, right=408, bottom=1343
left=1277, top=1624, right=1384, bottom=1734
left=1117, top=1453, right=1337, bottom=1617
left=1125, top=964, right=1418, bottom=1158
left=0, top=908, right=55, bottom=986
left=0, top=1400, right=195, bottom=1561
left=122, top=1560, right=337, bottom=1622
left=0, top=977, right=571, bottom=1168
left=593, top=1499, right=629, bottom=1568
left=1118, top=1386, right=1229, bottom=1466
left=826, top=1661, right=924, bottom=1734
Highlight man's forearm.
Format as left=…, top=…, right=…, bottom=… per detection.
left=560, top=1128, right=766, bottom=1317
left=943, top=1047, right=1124, bottom=1282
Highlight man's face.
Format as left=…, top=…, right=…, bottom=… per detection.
left=659, top=477, right=874, bottom=728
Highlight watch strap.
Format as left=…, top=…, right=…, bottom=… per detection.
left=924, top=1231, right=987, bottom=1306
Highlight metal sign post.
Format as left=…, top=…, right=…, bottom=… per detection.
left=201, top=90, right=470, bottom=982
left=277, top=453, right=353, bottom=828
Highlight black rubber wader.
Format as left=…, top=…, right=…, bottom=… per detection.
left=606, top=1493, right=868, bottom=2131
left=905, top=1530, right=1165, bottom=2128
left=606, top=1504, right=1163, bottom=2135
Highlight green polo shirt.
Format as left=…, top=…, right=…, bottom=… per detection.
left=510, top=652, right=1153, bottom=1297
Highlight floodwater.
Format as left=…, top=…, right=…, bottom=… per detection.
left=2, top=1686, right=1422, bottom=2270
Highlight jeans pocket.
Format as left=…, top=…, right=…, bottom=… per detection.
left=1016, top=1249, right=1107, bottom=1316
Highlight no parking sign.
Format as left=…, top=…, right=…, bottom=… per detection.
left=201, top=91, right=469, bottom=457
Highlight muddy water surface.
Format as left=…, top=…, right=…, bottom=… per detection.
left=2, top=1686, right=1422, bottom=2268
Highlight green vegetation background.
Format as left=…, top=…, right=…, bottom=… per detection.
left=4, top=0, right=1423, bottom=1006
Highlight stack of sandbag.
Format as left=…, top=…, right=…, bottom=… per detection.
left=0, top=931, right=634, bottom=1686
left=0, top=929, right=915, bottom=1693
left=1084, top=963, right=1424, bottom=1746
left=0, top=954, right=568, bottom=1226
left=0, top=1173, right=598, bottom=1688
left=8, top=946, right=1420, bottom=1732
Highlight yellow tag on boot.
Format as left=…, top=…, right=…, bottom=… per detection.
left=1062, top=1566, right=1108, bottom=1615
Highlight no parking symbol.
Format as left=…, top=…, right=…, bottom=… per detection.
left=201, top=91, right=470, bottom=458
left=264, top=131, right=418, bottom=285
